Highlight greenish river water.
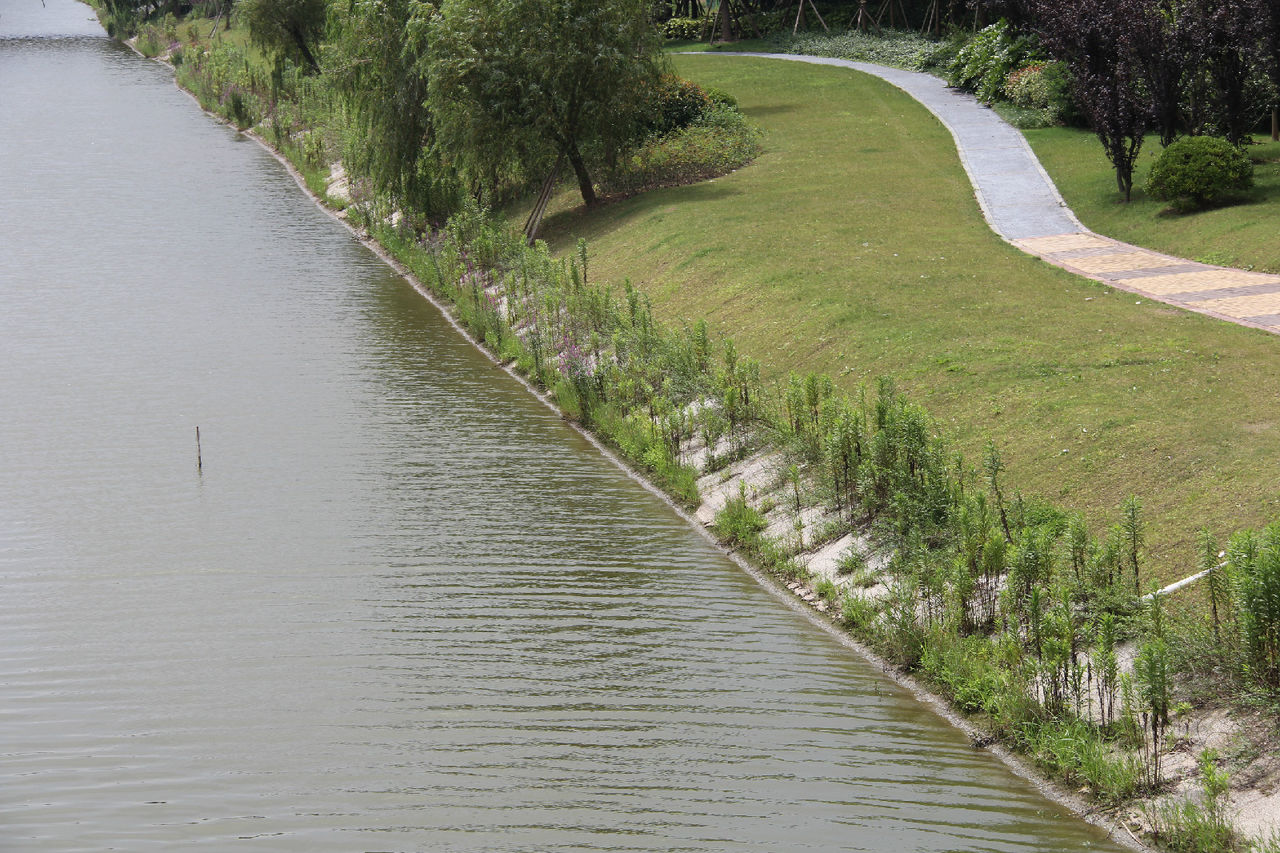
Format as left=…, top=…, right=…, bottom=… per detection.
left=0, top=3, right=1131, bottom=850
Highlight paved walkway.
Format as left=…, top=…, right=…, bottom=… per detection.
left=691, top=52, right=1280, bottom=335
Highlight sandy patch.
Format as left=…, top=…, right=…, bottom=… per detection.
left=693, top=450, right=784, bottom=527
left=326, top=161, right=351, bottom=204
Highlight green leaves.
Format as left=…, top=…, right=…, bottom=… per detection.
left=428, top=0, right=664, bottom=206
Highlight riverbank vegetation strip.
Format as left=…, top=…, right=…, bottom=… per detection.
left=92, top=2, right=1280, bottom=849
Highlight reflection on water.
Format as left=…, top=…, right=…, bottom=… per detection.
left=0, top=2, right=1128, bottom=850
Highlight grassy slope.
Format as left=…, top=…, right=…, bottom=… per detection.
left=536, top=56, right=1280, bottom=579
left=1025, top=128, right=1280, bottom=274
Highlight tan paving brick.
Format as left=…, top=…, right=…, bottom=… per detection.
left=1191, top=292, right=1280, bottom=317
left=1016, top=233, right=1114, bottom=254
left=1068, top=251, right=1184, bottom=275
left=1124, top=269, right=1276, bottom=296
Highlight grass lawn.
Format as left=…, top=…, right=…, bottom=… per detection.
left=1025, top=127, right=1280, bottom=274
left=532, top=55, right=1280, bottom=580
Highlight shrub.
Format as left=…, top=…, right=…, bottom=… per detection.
left=836, top=545, right=865, bottom=575
left=1145, top=750, right=1237, bottom=853
left=1003, top=61, right=1078, bottom=125
left=602, top=105, right=762, bottom=197
left=1005, top=63, right=1051, bottom=109
left=841, top=592, right=877, bottom=631
left=662, top=17, right=703, bottom=41
left=1145, top=136, right=1254, bottom=212
left=815, top=577, right=839, bottom=604
left=947, top=20, right=1043, bottom=104
left=714, top=487, right=768, bottom=548
left=1228, top=523, right=1280, bottom=687
left=135, top=28, right=163, bottom=58
left=704, top=86, right=738, bottom=111
left=646, top=74, right=713, bottom=135
left=227, top=89, right=254, bottom=130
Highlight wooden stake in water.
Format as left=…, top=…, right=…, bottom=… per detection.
left=196, top=426, right=203, bottom=474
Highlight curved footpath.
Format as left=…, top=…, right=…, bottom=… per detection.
left=693, top=53, right=1280, bottom=336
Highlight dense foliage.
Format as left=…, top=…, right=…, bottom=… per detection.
left=328, top=0, right=457, bottom=221
left=765, top=26, right=944, bottom=71
left=237, top=0, right=325, bottom=73
left=95, top=1, right=1280, bottom=841
left=602, top=103, right=762, bottom=197
left=946, top=19, right=1042, bottom=104
left=927, top=2, right=1279, bottom=197
left=110, top=0, right=763, bottom=225
left=428, top=0, right=663, bottom=207
left=1002, top=62, right=1075, bottom=125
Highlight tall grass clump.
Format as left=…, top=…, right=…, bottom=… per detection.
left=1146, top=750, right=1240, bottom=853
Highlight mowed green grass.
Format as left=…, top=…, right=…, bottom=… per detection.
left=1026, top=127, right=1280, bottom=274
left=535, top=56, right=1280, bottom=579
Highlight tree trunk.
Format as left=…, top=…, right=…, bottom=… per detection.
left=565, top=140, right=596, bottom=207
left=289, top=24, right=320, bottom=74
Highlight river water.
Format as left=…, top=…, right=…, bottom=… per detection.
left=0, top=4, right=1129, bottom=851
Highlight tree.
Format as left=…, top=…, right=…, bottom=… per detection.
left=239, top=0, right=327, bottom=74
left=1182, top=0, right=1267, bottom=145
left=1265, top=0, right=1280, bottom=139
left=1132, top=0, right=1189, bottom=148
left=1030, top=0, right=1151, bottom=200
left=328, top=0, right=457, bottom=218
left=428, top=0, right=664, bottom=207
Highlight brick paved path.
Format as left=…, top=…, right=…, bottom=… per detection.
left=691, top=52, right=1280, bottom=334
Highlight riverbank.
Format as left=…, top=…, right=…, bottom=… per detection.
left=101, top=14, right=1280, bottom=852
left=243, top=130, right=1155, bottom=853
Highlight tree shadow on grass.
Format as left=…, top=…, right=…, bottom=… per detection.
left=740, top=104, right=797, bottom=118
left=535, top=181, right=746, bottom=255
left=1151, top=190, right=1266, bottom=219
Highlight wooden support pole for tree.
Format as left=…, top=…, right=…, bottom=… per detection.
left=854, top=0, right=879, bottom=33
left=792, top=0, right=829, bottom=33
left=808, top=0, right=829, bottom=32
left=523, top=154, right=565, bottom=245
left=1273, top=107, right=1279, bottom=141
left=920, top=0, right=941, bottom=36
left=875, top=0, right=910, bottom=30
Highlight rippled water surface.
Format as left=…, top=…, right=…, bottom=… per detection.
left=0, top=3, right=1130, bottom=851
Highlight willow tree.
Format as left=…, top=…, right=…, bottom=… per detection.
left=238, top=0, right=327, bottom=73
left=428, top=0, right=664, bottom=207
left=328, top=0, right=458, bottom=219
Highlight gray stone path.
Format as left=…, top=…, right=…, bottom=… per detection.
left=689, top=52, right=1280, bottom=335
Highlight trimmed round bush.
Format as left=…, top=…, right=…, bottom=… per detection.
left=1145, top=136, right=1254, bottom=211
